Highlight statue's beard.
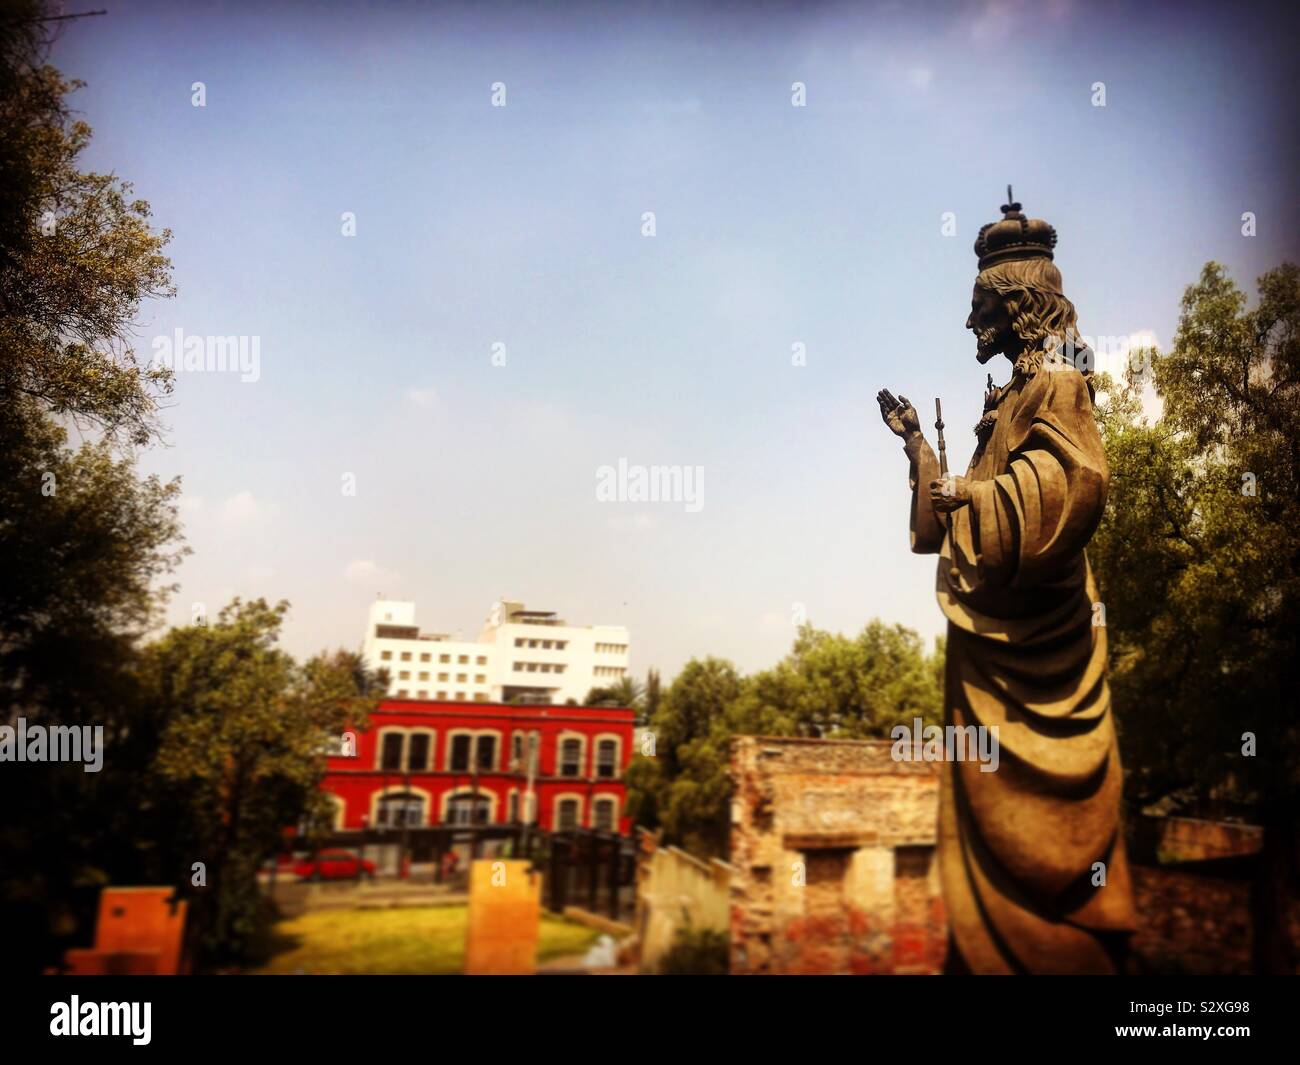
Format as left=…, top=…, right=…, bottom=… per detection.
left=975, top=325, right=1002, bottom=364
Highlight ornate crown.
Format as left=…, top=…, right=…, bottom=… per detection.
left=974, top=186, right=1057, bottom=270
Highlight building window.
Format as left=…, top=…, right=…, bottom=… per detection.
left=596, top=739, right=618, bottom=778
left=381, top=732, right=404, bottom=771
left=449, top=734, right=472, bottom=772
left=418, top=671, right=429, bottom=681
left=456, top=692, right=466, bottom=701
left=458, top=655, right=468, bottom=664
left=399, top=670, right=410, bottom=680
left=400, top=652, right=411, bottom=662
left=557, top=798, right=580, bottom=831
left=511, top=733, right=524, bottom=767
left=475, top=674, right=486, bottom=684
left=420, top=652, right=431, bottom=662
left=397, top=689, right=408, bottom=697
left=437, top=691, right=447, bottom=699
left=377, top=792, right=425, bottom=827
left=417, top=689, right=427, bottom=699
left=514, top=638, right=524, bottom=647
left=560, top=738, right=582, bottom=777
left=473, top=693, right=488, bottom=702
left=438, top=672, right=448, bottom=682
left=456, top=673, right=467, bottom=683
left=556, top=641, right=567, bottom=650
left=476, top=735, right=497, bottom=771
left=380, top=650, right=392, bottom=661
left=439, top=654, right=450, bottom=663
left=408, top=733, right=431, bottom=771
left=509, top=792, right=520, bottom=822
left=593, top=798, right=616, bottom=832
left=476, top=655, right=487, bottom=665
left=447, top=794, right=490, bottom=826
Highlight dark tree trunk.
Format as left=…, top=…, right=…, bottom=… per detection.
left=1251, top=800, right=1299, bottom=974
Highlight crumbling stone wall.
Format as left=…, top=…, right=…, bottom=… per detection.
left=729, top=736, right=945, bottom=974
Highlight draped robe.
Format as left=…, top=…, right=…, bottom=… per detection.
left=904, top=359, right=1136, bottom=973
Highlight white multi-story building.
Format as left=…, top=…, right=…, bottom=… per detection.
left=362, top=598, right=630, bottom=705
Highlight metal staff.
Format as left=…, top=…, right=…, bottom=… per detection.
left=935, top=397, right=948, bottom=478
left=936, top=397, right=959, bottom=582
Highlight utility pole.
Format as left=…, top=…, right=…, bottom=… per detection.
left=520, top=732, right=539, bottom=856
left=469, top=754, right=479, bottom=862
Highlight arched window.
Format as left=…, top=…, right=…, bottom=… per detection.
left=449, top=734, right=472, bottom=771
left=377, top=791, right=425, bottom=828
left=592, top=797, right=617, bottom=833
left=596, top=739, right=618, bottom=778
left=407, top=733, right=431, bottom=771
left=380, top=732, right=404, bottom=771
left=447, top=793, right=491, bottom=826
left=557, top=797, right=580, bottom=831
left=559, top=738, right=582, bottom=777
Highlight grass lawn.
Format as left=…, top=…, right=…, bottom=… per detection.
left=249, top=905, right=601, bottom=975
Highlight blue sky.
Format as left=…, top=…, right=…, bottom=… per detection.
left=54, top=0, right=1300, bottom=678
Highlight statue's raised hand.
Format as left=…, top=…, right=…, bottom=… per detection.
left=876, top=389, right=921, bottom=439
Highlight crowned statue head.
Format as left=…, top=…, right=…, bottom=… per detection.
left=967, top=188, right=1088, bottom=379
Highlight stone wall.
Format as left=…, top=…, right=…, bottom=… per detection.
left=729, top=736, right=945, bottom=974
left=634, top=829, right=732, bottom=973
left=1129, top=865, right=1253, bottom=974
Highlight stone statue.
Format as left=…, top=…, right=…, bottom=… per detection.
left=875, top=191, right=1136, bottom=973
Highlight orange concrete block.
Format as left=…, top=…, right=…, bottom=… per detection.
left=464, top=860, right=541, bottom=975
left=64, top=949, right=162, bottom=975
left=93, top=887, right=188, bottom=975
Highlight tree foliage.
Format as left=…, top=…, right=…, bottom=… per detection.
left=627, top=624, right=944, bottom=857
left=1093, top=260, right=1300, bottom=971
left=136, top=600, right=378, bottom=963
left=0, top=0, right=173, bottom=445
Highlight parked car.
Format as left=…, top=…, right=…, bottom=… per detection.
left=293, top=848, right=376, bottom=882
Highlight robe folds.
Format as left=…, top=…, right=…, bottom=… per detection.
left=904, top=362, right=1136, bottom=974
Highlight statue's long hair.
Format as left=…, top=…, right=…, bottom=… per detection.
left=976, top=259, right=1090, bottom=384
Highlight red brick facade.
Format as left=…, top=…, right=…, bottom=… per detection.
left=321, top=700, right=634, bottom=835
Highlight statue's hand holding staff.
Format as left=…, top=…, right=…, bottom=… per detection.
left=929, top=474, right=971, bottom=512
left=876, top=389, right=921, bottom=440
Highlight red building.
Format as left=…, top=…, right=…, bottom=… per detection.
left=321, top=699, right=635, bottom=836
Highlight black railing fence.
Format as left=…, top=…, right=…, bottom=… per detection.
left=278, top=824, right=636, bottom=921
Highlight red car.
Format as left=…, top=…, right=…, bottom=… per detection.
left=293, top=848, right=376, bottom=882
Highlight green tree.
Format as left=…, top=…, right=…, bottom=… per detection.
left=0, top=4, right=184, bottom=972
left=584, top=675, right=644, bottom=710
left=1093, top=261, right=1300, bottom=973
left=0, top=406, right=187, bottom=973
left=137, top=600, right=378, bottom=965
left=627, top=626, right=943, bottom=858
left=730, top=621, right=943, bottom=739
left=1, top=0, right=173, bottom=445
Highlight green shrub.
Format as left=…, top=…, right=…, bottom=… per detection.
left=658, top=927, right=729, bottom=975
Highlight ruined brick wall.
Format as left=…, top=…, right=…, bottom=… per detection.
left=1131, top=865, right=1300, bottom=975
left=729, top=736, right=945, bottom=974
